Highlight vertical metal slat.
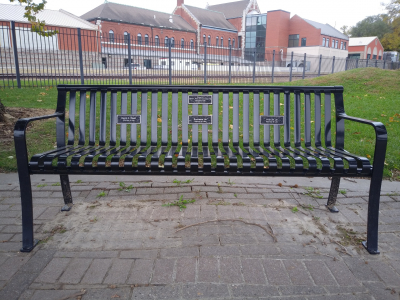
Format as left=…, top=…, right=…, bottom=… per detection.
left=242, top=92, right=249, bottom=146
left=284, top=91, right=290, bottom=147
left=294, top=92, right=301, bottom=147
left=89, top=91, right=96, bottom=145
left=162, top=91, right=168, bottom=145
left=110, top=91, right=117, bottom=146
left=212, top=92, right=219, bottom=145
left=182, top=92, right=189, bottom=146
left=314, top=93, right=322, bottom=147
left=130, top=92, right=138, bottom=145
left=99, top=91, right=107, bottom=146
left=67, top=91, right=76, bottom=145
left=324, top=93, right=332, bottom=147
left=264, top=91, right=270, bottom=146
left=172, top=92, right=178, bottom=146
left=151, top=91, right=158, bottom=146
left=141, top=91, right=148, bottom=146
left=273, top=92, right=280, bottom=146
left=253, top=92, right=260, bottom=146
left=192, top=101, right=198, bottom=146
left=222, top=92, right=229, bottom=145
left=78, top=91, right=86, bottom=145
left=120, top=91, right=128, bottom=146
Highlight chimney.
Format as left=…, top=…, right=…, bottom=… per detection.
left=177, top=0, right=184, bottom=6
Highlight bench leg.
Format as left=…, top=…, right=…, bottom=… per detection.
left=18, top=170, right=38, bottom=252
left=326, top=176, right=340, bottom=213
left=60, top=175, right=73, bottom=211
left=362, top=173, right=383, bottom=255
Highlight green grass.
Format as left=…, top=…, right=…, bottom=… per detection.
left=0, top=68, right=399, bottom=179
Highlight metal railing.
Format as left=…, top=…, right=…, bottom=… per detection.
left=1, top=22, right=399, bottom=88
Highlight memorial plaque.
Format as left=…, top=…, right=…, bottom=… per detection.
left=188, top=115, right=212, bottom=124
left=260, top=115, right=284, bottom=125
left=188, top=95, right=212, bottom=105
left=117, top=115, right=141, bottom=124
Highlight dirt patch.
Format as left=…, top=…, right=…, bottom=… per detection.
left=0, top=107, right=55, bottom=145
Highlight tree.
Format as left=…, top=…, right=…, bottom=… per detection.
left=348, top=15, right=392, bottom=40
left=340, top=25, right=349, bottom=36
left=9, top=0, right=57, bottom=36
left=381, top=0, right=400, bottom=51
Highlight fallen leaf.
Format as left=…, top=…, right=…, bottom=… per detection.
left=366, top=154, right=371, bottom=159
left=277, top=183, right=282, bottom=187
left=157, top=118, right=162, bottom=123
left=37, top=100, right=42, bottom=102
left=389, top=117, right=394, bottom=122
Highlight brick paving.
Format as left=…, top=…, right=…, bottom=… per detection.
left=0, top=175, right=399, bottom=299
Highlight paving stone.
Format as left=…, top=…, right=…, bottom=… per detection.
left=160, top=247, right=199, bottom=257
left=263, top=192, right=294, bottom=199
left=198, top=257, right=218, bottom=282
left=200, top=205, right=217, bottom=219
left=36, top=206, right=60, bottom=220
left=2, top=225, right=23, bottom=233
left=127, top=259, right=154, bottom=285
left=217, top=205, right=235, bottom=218
left=35, top=257, right=71, bottom=283
left=231, top=284, right=279, bottom=298
left=308, top=295, right=371, bottom=300
left=363, top=282, right=399, bottom=300
left=240, top=244, right=280, bottom=256
left=58, top=258, right=92, bottom=284
left=200, top=245, right=241, bottom=256
left=131, top=286, right=154, bottom=300
left=183, top=205, right=201, bottom=218
left=367, top=260, right=400, bottom=286
left=193, top=186, right=220, bottom=192
left=197, top=224, right=219, bottom=236
left=279, top=285, right=326, bottom=296
left=103, top=259, right=133, bottom=284
left=241, top=258, right=267, bottom=284
left=175, top=257, right=196, bottom=283
left=0, top=210, right=20, bottom=218
left=164, top=186, right=192, bottom=194
left=220, top=234, right=257, bottom=245
left=182, top=235, right=219, bottom=247
left=304, top=260, right=337, bottom=286
left=0, top=255, right=30, bottom=281
left=0, top=217, right=18, bottom=225
left=136, top=187, right=165, bottom=195
left=219, top=257, right=242, bottom=283
left=325, top=259, right=361, bottom=286
left=283, top=260, right=314, bottom=285
left=76, top=251, right=119, bottom=258
left=151, top=258, right=175, bottom=284
left=362, top=196, right=394, bottom=202
left=182, top=283, right=230, bottom=299
left=120, top=249, right=158, bottom=259
left=342, top=257, right=380, bottom=282
left=263, top=259, right=291, bottom=285
left=0, top=241, right=21, bottom=252
left=82, top=287, right=131, bottom=300
left=81, top=258, right=112, bottom=284
left=151, top=285, right=181, bottom=300
left=232, top=206, right=250, bottom=219
left=29, top=290, right=81, bottom=300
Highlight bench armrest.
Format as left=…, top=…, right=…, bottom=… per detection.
left=338, top=113, right=387, bottom=172
left=14, top=112, right=64, bottom=134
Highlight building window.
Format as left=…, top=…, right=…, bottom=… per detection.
left=378, top=55, right=381, bottom=60
left=373, top=54, right=377, bottom=59
left=190, top=39, right=194, bottom=49
left=145, top=34, right=149, bottom=45
left=326, top=38, right=329, bottom=47
left=216, top=36, right=219, bottom=46
left=288, top=34, right=299, bottom=47
left=332, top=39, right=335, bottom=48
left=124, top=32, right=128, bottom=44
left=301, top=37, right=306, bottom=47
left=335, top=40, right=338, bottom=48
left=232, top=38, right=235, bottom=48
left=155, top=35, right=159, bottom=46
left=228, top=38, right=231, bottom=47
left=109, top=30, right=114, bottom=43
left=208, top=35, right=211, bottom=45
left=181, top=38, right=184, bottom=48
left=221, top=37, right=223, bottom=47
left=137, top=33, right=142, bottom=45
left=238, top=36, right=241, bottom=48
left=367, top=54, right=371, bottom=59
left=203, top=34, right=206, bottom=44
left=340, top=41, right=343, bottom=49
left=322, top=37, right=325, bottom=47
left=343, top=42, right=346, bottom=50
left=170, top=37, right=175, bottom=47
left=164, top=36, right=169, bottom=47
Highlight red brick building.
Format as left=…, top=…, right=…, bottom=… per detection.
left=348, top=37, right=384, bottom=60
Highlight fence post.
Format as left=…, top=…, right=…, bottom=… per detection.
left=127, top=33, right=132, bottom=85
left=318, top=54, right=322, bottom=77
left=366, top=56, right=369, bottom=68
left=77, top=28, right=84, bottom=84
left=11, top=21, right=21, bottom=88
left=228, top=45, right=232, bottom=84
left=383, top=59, right=386, bottom=69
left=289, top=52, right=293, bottom=82
left=345, top=58, right=348, bottom=71
left=375, top=59, right=377, bottom=68
left=253, top=52, right=256, bottom=83
left=204, top=42, right=207, bottom=84
left=271, top=50, right=275, bottom=83
left=168, top=39, right=172, bottom=85
left=302, top=53, right=306, bottom=80
left=356, top=58, right=359, bottom=68
left=331, top=56, right=335, bottom=74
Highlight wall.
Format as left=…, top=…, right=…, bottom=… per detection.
left=265, top=10, right=290, bottom=56
left=290, top=46, right=348, bottom=58
left=227, top=17, right=242, bottom=32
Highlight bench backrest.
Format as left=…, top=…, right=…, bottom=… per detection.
left=55, top=85, right=345, bottom=150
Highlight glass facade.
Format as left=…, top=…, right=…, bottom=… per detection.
left=244, top=14, right=266, bottom=61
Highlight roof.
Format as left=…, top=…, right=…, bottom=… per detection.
left=349, top=37, right=378, bottom=46
left=207, top=0, right=249, bottom=19
left=303, top=18, right=349, bottom=40
left=81, top=2, right=195, bottom=32
left=184, top=5, right=237, bottom=31
left=0, top=3, right=98, bottom=30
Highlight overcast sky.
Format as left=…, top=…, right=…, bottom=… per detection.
left=0, top=0, right=387, bottom=30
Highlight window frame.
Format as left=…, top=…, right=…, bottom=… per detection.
left=288, top=34, right=299, bottom=47
left=137, top=33, right=142, bottom=45
left=301, top=37, right=306, bottom=47
left=322, top=37, right=325, bottom=47
left=181, top=38, right=184, bottom=49
left=155, top=35, right=159, bottom=47
left=145, top=34, right=149, bottom=46
left=109, top=30, right=114, bottom=43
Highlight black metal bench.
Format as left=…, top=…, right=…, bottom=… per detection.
left=14, top=85, right=387, bottom=254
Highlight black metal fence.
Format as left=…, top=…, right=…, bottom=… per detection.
left=1, top=22, right=399, bottom=88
